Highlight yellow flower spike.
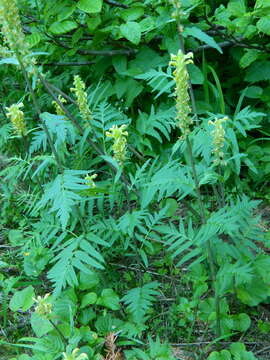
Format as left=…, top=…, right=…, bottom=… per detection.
left=71, top=76, right=92, bottom=124
left=52, top=96, right=67, bottom=116
left=62, top=348, right=88, bottom=360
left=85, top=173, right=97, bottom=189
left=106, top=124, right=128, bottom=165
left=32, top=293, right=52, bottom=317
left=0, top=0, right=34, bottom=68
left=6, top=102, right=26, bottom=136
left=170, top=50, right=194, bottom=139
left=208, top=116, right=228, bottom=166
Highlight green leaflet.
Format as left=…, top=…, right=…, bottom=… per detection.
left=122, top=282, right=160, bottom=323
left=49, top=20, right=77, bottom=34
left=184, top=27, right=223, bottom=53
left=77, top=0, right=103, bottom=13
left=120, top=21, right=142, bottom=45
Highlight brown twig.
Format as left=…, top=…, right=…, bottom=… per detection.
left=40, top=61, right=94, bottom=67
left=104, top=0, right=128, bottom=8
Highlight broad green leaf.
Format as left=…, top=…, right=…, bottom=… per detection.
left=229, top=343, right=257, bottom=359
left=81, top=292, right=98, bottom=308
left=97, top=289, right=120, bottom=310
left=8, top=229, right=24, bottom=246
left=139, top=17, right=156, bottom=32
left=57, top=4, right=76, bottom=21
left=120, top=7, right=144, bottom=22
left=77, top=0, right=103, bottom=13
left=87, top=16, right=101, bottom=32
left=227, top=0, right=246, bottom=16
left=244, top=86, right=263, bottom=99
left=207, top=350, right=232, bottom=360
left=255, top=0, right=270, bottom=8
left=79, top=272, right=99, bottom=290
left=245, top=61, right=270, bottom=82
left=31, top=312, right=54, bottom=337
left=160, top=198, right=178, bottom=216
left=239, top=49, right=260, bottom=68
left=232, top=313, right=251, bottom=332
left=112, top=55, right=127, bottom=74
left=49, top=20, right=77, bottom=34
left=257, top=16, right=270, bottom=35
left=26, top=33, right=41, bottom=48
left=120, top=21, right=141, bottom=45
left=184, top=27, right=222, bottom=53
left=236, top=279, right=270, bottom=306
left=9, top=286, right=35, bottom=312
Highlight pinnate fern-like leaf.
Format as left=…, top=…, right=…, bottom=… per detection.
left=122, top=282, right=160, bottom=323
left=35, top=170, right=88, bottom=229
left=48, top=236, right=105, bottom=295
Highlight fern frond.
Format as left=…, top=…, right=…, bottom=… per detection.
left=93, top=101, right=130, bottom=139
left=122, top=282, right=160, bottom=323
left=35, top=170, right=88, bottom=229
left=48, top=236, right=104, bottom=294
left=140, top=160, right=195, bottom=208
left=233, top=106, right=265, bottom=136
left=136, top=105, right=176, bottom=143
left=135, top=66, right=175, bottom=98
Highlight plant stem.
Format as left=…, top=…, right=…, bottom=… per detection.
left=173, top=5, right=221, bottom=340
left=48, top=319, right=67, bottom=345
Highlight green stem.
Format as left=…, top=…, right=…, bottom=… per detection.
left=48, top=319, right=67, bottom=345
left=174, top=7, right=221, bottom=340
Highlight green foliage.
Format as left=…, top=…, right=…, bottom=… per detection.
left=1, top=0, right=270, bottom=359
left=122, top=282, right=160, bottom=323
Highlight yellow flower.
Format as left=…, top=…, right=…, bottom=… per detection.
left=106, top=124, right=128, bottom=165
left=6, top=102, right=26, bottom=136
left=71, top=76, right=92, bottom=124
left=85, top=173, right=97, bottom=188
left=0, top=0, right=34, bottom=68
left=62, top=348, right=88, bottom=360
left=52, top=96, right=67, bottom=116
left=208, top=116, right=228, bottom=166
left=170, top=50, right=193, bottom=138
left=33, top=293, right=52, bottom=317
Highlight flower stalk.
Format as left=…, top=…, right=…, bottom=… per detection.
left=71, top=76, right=92, bottom=124
left=170, top=50, right=194, bottom=138
left=6, top=103, right=26, bottom=136
left=0, top=0, right=35, bottom=69
left=106, top=124, right=128, bottom=165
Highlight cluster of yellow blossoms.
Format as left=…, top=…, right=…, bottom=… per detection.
left=208, top=116, right=228, bottom=165
left=52, top=96, right=67, bottom=116
left=170, top=50, right=194, bottom=138
left=33, top=293, right=52, bottom=317
left=85, top=173, right=97, bottom=188
left=106, top=124, right=128, bottom=165
left=71, top=76, right=92, bottom=124
left=6, top=103, right=26, bottom=136
left=0, top=0, right=34, bottom=68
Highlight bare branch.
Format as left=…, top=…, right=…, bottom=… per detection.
left=104, top=0, right=129, bottom=8
left=40, top=61, right=94, bottom=66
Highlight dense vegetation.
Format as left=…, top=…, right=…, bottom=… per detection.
left=1, top=0, right=270, bottom=359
